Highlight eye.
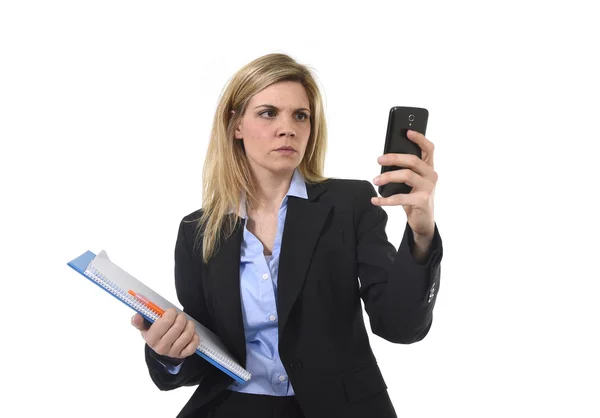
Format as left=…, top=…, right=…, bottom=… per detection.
left=259, top=110, right=276, bottom=118
left=296, top=112, right=310, bottom=121
left=258, top=109, right=310, bottom=121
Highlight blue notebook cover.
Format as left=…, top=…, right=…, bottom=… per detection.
left=67, top=250, right=250, bottom=384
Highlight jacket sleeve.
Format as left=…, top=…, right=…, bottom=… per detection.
left=144, top=213, right=217, bottom=390
left=354, top=181, right=443, bottom=344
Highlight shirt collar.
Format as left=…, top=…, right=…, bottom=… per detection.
left=229, top=168, right=308, bottom=219
left=287, top=168, right=309, bottom=200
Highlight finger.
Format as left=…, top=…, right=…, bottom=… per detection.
left=144, top=307, right=178, bottom=347
left=169, top=318, right=197, bottom=358
left=179, top=326, right=200, bottom=358
left=374, top=168, right=432, bottom=191
left=377, top=153, right=435, bottom=180
left=180, top=333, right=200, bottom=358
left=371, top=191, right=430, bottom=208
left=154, top=312, right=187, bottom=356
left=407, top=130, right=435, bottom=167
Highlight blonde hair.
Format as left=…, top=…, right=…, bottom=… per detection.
left=195, top=53, right=329, bottom=263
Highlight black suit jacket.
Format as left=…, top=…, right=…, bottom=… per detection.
left=144, top=178, right=443, bottom=418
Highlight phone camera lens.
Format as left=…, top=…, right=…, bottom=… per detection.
left=408, top=114, right=415, bottom=122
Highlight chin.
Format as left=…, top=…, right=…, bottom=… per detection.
left=264, top=161, right=299, bottom=175
left=248, top=153, right=303, bottom=177
left=272, top=165, right=298, bottom=174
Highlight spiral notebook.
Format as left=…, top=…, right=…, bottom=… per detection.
left=67, top=250, right=251, bottom=384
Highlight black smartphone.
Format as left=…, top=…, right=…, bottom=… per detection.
left=378, top=106, right=429, bottom=197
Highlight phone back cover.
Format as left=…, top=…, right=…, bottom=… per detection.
left=379, top=106, right=428, bottom=196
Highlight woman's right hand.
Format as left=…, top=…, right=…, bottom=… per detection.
left=131, top=308, right=200, bottom=359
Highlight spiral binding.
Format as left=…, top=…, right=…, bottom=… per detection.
left=84, top=265, right=251, bottom=382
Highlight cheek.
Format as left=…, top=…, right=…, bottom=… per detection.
left=242, top=121, right=271, bottom=148
left=299, top=127, right=311, bottom=149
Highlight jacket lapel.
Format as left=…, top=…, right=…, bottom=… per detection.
left=206, top=216, right=247, bottom=367
left=206, top=182, right=330, bottom=366
left=277, top=182, right=330, bottom=336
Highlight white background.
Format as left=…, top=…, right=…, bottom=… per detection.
left=1, top=1, right=599, bottom=417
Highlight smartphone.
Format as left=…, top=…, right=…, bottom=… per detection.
left=378, top=106, right=429, bottom=197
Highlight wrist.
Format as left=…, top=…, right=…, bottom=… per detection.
left=412, top=232, right=434, bottom=264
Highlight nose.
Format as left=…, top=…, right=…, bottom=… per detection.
left=278, top=129, right=295, bottom=138
left=277, top=114, right=296, bottom=138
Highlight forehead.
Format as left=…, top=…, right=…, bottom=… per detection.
left=250, top=81, right=310, bottom=107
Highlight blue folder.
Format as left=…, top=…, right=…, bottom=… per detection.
left=67, top=250, right=251, bottom=384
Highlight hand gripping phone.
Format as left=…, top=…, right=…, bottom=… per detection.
left=378, top=106, right=429, bottom=197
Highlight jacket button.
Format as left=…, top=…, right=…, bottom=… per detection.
left=290, top=361, right=303, bottom=372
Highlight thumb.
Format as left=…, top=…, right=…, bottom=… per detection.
left=131, top=313, right=150, bottom=332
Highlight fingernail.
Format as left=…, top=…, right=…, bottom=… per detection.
left=373, top=176, right=380, bottom=184
left=377, top=155, right=385, bottom=163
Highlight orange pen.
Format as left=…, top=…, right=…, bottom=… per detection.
left=128, top=290, right=165, bottom=316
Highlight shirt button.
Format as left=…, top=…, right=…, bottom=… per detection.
left=279, top=375, right=287, bottom=382
left=262, top=273, right=269, bottom=280
left=269, top=314, right=277, bottom=321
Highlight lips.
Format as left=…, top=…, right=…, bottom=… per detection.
left=275, top=146, right=296, bottom=152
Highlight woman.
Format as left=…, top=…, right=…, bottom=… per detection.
left=131, top=53, right=443, bottom=418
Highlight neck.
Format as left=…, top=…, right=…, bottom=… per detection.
left=248, top=168, right=295, bottom=215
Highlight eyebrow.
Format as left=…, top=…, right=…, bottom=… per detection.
left=253, top=104, right=310, bottom=113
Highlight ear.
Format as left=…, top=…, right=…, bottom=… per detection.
left=234, top=122, right=243, bottom=140
left=229, top=110, right=244, bottom=139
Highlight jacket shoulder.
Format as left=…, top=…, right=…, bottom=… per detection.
left=182, top=208, right=203, bottom=223
left=318, top=178, right=377, bottom=199
left=177, top=208, right=204, bottom=253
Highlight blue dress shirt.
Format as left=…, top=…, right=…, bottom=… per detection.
left=161, top=169, right=307, bottom=397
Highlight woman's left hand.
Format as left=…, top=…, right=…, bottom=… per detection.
left=371, top=130, right=438, bottom=240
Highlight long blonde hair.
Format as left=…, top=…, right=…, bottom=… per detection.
left=195, top=53, right=329, bottom=263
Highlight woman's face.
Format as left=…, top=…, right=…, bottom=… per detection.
left=235, top=81, right=311, bottom=178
